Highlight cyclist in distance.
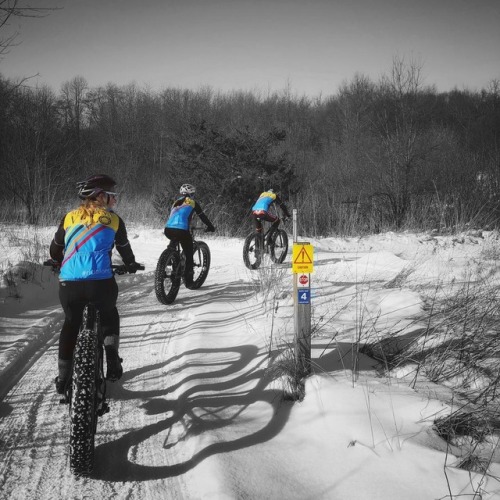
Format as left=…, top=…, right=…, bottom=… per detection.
left=164, top=183, right=215, bottom=288
left=48, top=174, right=142, bottom=394
left=251, top=188, right=291, bottom=240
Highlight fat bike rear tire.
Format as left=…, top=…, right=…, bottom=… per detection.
left=155, top=248, right=181, bottom=304
left=243, top=233, right=262, bottom=270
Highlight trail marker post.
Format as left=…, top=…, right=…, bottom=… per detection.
left=292, top=209, right=312, bottom=378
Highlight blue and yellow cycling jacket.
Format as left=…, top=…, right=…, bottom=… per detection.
left=166, top=196, right=197, bottom=230
left=165, top=196, right=214, bottom=231
left=252, top=191, right=277, bottom=212
left=50, top=207, right=135, bottom=281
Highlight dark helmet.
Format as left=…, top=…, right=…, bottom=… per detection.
left=77, top=174, right=117, bottom=200
left=180, top=183, right=196, bottom=196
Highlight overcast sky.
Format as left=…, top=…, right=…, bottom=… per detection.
left=1, top=0, right=499, bottom=97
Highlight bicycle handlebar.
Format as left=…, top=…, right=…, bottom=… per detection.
left=112, top=264, right=145, bottom=275
left=43, top=260, right=145, bottom=275
left=43, top=259, right=61, bottom=270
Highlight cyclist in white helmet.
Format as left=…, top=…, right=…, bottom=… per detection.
left=164, top=184, right=215, bottom=287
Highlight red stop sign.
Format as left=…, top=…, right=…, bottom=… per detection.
left=299, top=274, right=308, bottom=285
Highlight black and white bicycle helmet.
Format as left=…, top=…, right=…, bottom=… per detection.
left=77, top=174, right=117, bottom=200
left=180, top=183, right=196, bottom=196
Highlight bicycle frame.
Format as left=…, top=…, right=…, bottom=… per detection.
left=257, top=221, right=278, bottom=252
left=168, top=227, right=202, bottom=274
left=243, top=219, right=289, bottom=270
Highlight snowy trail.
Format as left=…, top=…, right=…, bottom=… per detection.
left=2, top=230, right=500, bottom=499
left=0, top=237, right=289, bottom=499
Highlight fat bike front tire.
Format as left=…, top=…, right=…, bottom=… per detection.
left=243, top=233, right=262, bottom=270
left=155, top=248, right=182, bottom=304
left=190, top=241, right=211, bottom=289
left=270, top=229, right=289, bottom=264
left=69, top=305, right=99, bottom=476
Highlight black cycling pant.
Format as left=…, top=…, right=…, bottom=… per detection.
left=58, top=278, right=119, bottom=361
left=164, top=228, right=194, bottom=274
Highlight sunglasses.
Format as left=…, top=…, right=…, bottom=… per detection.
left=104, top=191, right=118, bottom=198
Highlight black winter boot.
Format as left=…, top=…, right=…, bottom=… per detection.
left=105, top=346, right=123, bottom=382
left=55, top=358, right=72, bottom=394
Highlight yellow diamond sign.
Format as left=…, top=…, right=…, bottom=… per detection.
left=292, top=242, right=314, bottom=273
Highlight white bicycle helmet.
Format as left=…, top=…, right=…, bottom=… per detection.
left=180, top=183, right=196, bottom=196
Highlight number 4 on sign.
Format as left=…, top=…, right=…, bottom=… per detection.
left=298, top=288, right=310, bottom=304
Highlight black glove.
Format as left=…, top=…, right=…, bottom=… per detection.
left=125, top=261, right=143, bottom=274
left=43, top=259, right=61, bottom=270
left=205, top=225, right=215, bottom=233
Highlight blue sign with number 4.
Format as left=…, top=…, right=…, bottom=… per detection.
left=298, top=288, right=311, bottom=304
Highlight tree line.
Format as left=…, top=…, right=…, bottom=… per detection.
left=1, top=59, right=499, bottom=236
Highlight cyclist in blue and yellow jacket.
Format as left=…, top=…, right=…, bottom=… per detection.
left=251, top=189, right=290, bottom=238
left=49, top=174, right=141, bottom=394
left=164, top=184, right=215, bottom=287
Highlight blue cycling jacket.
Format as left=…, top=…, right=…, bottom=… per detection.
left=165, top=196, right=196, bottom=230
left=50, top=207, right=135, bottom=281
left=252, top=191, right=277, bottom=212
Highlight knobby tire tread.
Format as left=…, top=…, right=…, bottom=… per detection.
left=190, top=241, right=211, bottom=289
left=270, top=229, right=289, bottom=264
left=155, top=248, right=181, bottom=304
left=69, top=305, right=99, bottom=476
left=243, top=233, right=262, bottom=270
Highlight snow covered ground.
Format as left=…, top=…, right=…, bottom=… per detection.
left=1, top=224, right=500, bottom=499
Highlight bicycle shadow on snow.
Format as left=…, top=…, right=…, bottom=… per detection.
left=173, top=280, right=260, bottom=306
left=92, top=344, right=293, bottom=482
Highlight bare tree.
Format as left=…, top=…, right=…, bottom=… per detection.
left=58, top=75, right=89, bottom=146
left=0, top=83, right=68, bottom=224
left=368, top=56, right=435, bottom=227
left=0, top=0, right=55, bottom=57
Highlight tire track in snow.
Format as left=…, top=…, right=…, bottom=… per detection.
left=0, top=239, right=281, bottom=498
